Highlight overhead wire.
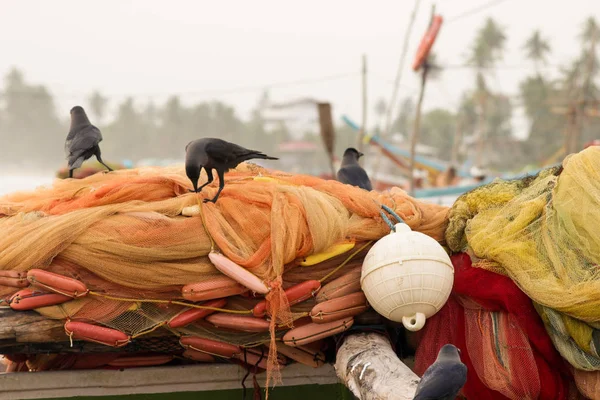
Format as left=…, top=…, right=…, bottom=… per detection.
left=446, top=0, right=513, bottom=24
left=1, top=72, right=361, bottom=101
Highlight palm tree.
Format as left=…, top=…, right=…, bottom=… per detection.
left=520, top=30, right=556, bottom=161
left=523, top=30, right=551, bottom=76
left=580, top=17, right=600, bottom=44
left=579, top=17, right=599, bottom=102
left=466, top=18, right=507, bottom=166
left=88, top=91, right=108, bottom=124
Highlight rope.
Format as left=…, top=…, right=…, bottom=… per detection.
left=379, top=204, right=405, bottom=231
left=242, top=349, right=249, bottom=400
left=26, top=278, right=89, bottom=299
left=184, top=344, right=234, bottom=359
left=196, top=196, right=216, bottom=252
left=88, top=291, right=253, bottom=315
left=131, top=322, right=167, bottom=339
left=318, top=241, right=373, bottom=283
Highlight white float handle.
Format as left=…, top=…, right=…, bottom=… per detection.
left=402, top=312, right=426, bottom=332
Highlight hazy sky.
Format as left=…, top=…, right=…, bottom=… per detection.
left=1, top=0, right=599, bottom=139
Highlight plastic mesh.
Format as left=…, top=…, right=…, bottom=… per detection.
left=446, top=147, right=600, bottom=374
left=0, top=163, right=448, bottom=390
left=414, top=254, right=577, bottom=400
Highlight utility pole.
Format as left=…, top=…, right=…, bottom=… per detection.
left=357, top=54, right=368, bottom=155
left=451, top=112, right=463, bottom=166
left=408, top=4, right=436, bottom=196
left=371, top=0, right=421, bottom=182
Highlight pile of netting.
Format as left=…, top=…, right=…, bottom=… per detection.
left=55, top=160, right=128, bottom=179
left=415, top=146, right=600, bottom=399
left=0, top=162, right=448, bottom=390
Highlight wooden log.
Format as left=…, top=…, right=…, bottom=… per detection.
left=335, top=332, right=420, bottom=400
left=0, top=309, right=65, bottom=343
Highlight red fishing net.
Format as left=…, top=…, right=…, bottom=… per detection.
left=414, top=253, right=580, bottom=399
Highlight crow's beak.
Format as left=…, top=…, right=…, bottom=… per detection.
left=358, top=152, right=364, bottom=158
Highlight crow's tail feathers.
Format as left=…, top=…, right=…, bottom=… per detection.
left=243, top=152, right=278, bottom=162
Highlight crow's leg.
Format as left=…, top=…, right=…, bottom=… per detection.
left=204, top=168, right=225, bottom=203
left=198, top=168, right=213, bottom=191
left=95, top=148, right=113, bottom=172
left=69, top=169, right=74, bottom=178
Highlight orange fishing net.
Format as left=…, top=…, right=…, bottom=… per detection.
left=0, top=163, right=449, bottom=391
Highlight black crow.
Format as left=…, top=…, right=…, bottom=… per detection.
left=336, top=148, right=372, bottom=191
left=64, top=106, right=112, bottom=178
left=185, top=138, right=278, bottom=203
left=413, top=344, right=468, bottom=400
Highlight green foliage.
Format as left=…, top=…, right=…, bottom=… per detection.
left=419, top=108, right=456, bottom=159
left=1, top=68, right=63, bottom=168
left=1, top=15, right=599, bottom=175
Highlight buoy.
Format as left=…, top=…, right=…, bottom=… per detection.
left=107, top=354, right=173, bottom=368
left=252, top=280, right=321, bottom=317
left=27, top=269, right=88, bottom=298
left=310, top=292, right=368, bottom=324
left=282, top=317, right=354, bottom=347
left=179, top=336, right=240, bottom=358
left=205, top=313, right=270, bottom=333
left=182, top=276, right=247, bottom=302
left=208, top=252, right=269, bottom=294
left=167, top=299, right=227, bottom=328
left=276, top=343, right=325, bottom=368
left=361, top=223, right=453, bottom=332
left=0, top=271, right=28, bottom=288
left=64, top=321, right=130, bottom=347
left=316, top=267, right=362, bottom=302
left=412, top=15, right=444, bottom=71
left=9, top=289, right=72, bottom=311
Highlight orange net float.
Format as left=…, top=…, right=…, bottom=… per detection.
left=252, top=280, right=321, bottom=317
left=27, top=269, right=88, bottom=298
left=275, top=343, right=326, bottom=368
left=310, top=292, right=369, bottom=324
left=412, top=15, right=444, bottom=71
left=0, top=271, right=28, bottom=288
left=167, top=299, right=227, bottom=328
left=9, top=288, right=72, bottom=311
left=182, top=276, right=248, bottom=302
left=64, top=321, right=131, bottom=348
left=205, top=313, right=271, bottom=333
left=282, top=317, right=354, bottom=347
left=179, top=336, right=241, bottom=359
left=182, top=349, right=216, bottom=363
left=107, top=354, right=174, bottom=368
left=71, top=354, right=120, bottom=370
left=296, top=339, right=327, bottom=355
left=208, top=252, right=269, bottom=294
left=315, top=267, right=362, bottom=303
